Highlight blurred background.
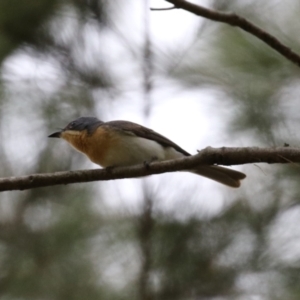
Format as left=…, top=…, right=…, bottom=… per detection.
left=0, top=0, right=300, bottom=299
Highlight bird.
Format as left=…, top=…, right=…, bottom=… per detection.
left=48, top=117, right=246, bottom=187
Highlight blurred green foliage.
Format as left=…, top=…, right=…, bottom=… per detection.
left=0, top=0, right=300, bottom=300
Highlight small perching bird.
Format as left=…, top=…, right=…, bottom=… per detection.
left=48, top=117, right=246, bottom=187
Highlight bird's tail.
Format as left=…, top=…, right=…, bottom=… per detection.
left=190, top=165, right=246, bottom=188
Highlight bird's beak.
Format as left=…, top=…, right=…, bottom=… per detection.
left=48, top=131, right=62, bottom=138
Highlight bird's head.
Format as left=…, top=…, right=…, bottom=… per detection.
left=48, top=117, right=103, bottom=142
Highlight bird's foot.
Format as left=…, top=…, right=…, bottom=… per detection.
left=143, top=156, right=158, bottom=169
left=105, top=165, right=115, bottom=173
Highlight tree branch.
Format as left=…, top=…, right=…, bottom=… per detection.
left=150, top=6, right=176, bottom=11
left=164, top=0, right=300, bottom=67
left=0, top=147, right=299, bottom=192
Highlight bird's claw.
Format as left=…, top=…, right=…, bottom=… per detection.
left=143, top=156, right=158, bottom=169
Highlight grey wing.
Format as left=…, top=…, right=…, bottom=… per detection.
left=104, top=120, right=191, bottom=157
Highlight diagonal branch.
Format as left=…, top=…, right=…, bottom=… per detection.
left=0, top=147, right=300, bottom=192
left=163, top=0, right=300, bottom=67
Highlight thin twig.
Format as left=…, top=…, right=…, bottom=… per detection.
left=164, top=0, right=300, bottom=67
left=150, top=6, right=176, bottom=11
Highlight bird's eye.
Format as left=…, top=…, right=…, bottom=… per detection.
left=68, top=122, right=76, bottom=129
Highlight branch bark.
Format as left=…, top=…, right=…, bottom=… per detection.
left=163, top=0, right=300, bottom=67
left=0, top=147, right=299, bottom=192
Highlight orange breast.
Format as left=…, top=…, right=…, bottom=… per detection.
left=85, top=127, right=115, bottom=166
left=61, top=127, right=116, bottom=167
